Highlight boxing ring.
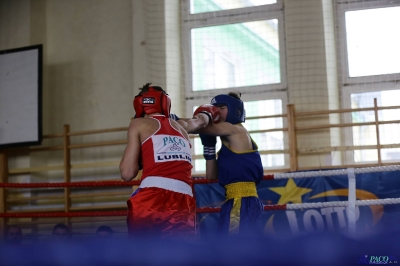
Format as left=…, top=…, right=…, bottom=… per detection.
left=1, top=165, right=400, bottom=266
left=1, top=164, right=400, bottom=239
left=2, top=100, right=400, bottom=241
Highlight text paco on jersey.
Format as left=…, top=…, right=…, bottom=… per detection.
left=152, top=135, right=192, bottom=163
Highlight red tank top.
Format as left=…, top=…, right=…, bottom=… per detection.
left=141, top=115, right=193, bottom=185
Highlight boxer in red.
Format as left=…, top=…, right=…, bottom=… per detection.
left=120, top=83, right=219, bottom=239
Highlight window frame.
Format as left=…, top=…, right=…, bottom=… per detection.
left=336, top=0, right=400, bottom=85
left=342, top=81, right=400, bottom=164
left=181, top=0, right=287, bottom=99
left=337, top=0, right=400, bottom=164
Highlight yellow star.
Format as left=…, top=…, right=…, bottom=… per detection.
left=269, top=179, right=312, bottom=204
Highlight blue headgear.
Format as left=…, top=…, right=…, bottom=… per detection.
left=210, top=94, right=245, bottom=124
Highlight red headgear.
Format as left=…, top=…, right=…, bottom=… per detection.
left=133, top=87, right=171, bottom=117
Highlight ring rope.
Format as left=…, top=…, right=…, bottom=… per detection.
left=1, top=165, right=398, bottom=188
left=287, top=198, right=400, bottom=210
left=0, top=175, right=274, bottom=188
left=355, top=198, right=400, bottom=206
left=1, top=165, right=399, bottom=218
left=197, top=198, right=400, bottom=213
left=274, top=164, right=400, bottom=179
left=1, top=198, right=399, bottom=218
left=0, top=211, right=127, bottom=218
left=193, top=174, right=274, bottom=184
left=0, top=180, right=141, bottom=188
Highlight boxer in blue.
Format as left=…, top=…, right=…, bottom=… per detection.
left=192, top=93, right=264, bottom=236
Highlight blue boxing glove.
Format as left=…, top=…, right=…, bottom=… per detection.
left=169, top=113, right=180, bottom=121
left=199, top=134, right=217, bottom=160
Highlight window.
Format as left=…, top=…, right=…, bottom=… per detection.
left=191, top=20, right=281, bottom=92
left=182, top=0, right=287, bottom=173
left=345, top=6, right=400, bottom=78
left=343, top=86, right=400, bottom=163
left=337, top=0, right=400, bottom=84
left=182, top=0, right=286, bottom=98
left=244, top=99, right=285, bottom=168
left=338, top=0, right=400, bottom=164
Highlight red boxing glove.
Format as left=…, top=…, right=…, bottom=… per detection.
left=193, top=104, right=220, bottom=124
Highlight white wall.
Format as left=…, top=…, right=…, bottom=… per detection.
left=0, top=0, right=342, bottom=169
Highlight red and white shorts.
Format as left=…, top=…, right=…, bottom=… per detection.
left=127, top=176, right=196, bottom=238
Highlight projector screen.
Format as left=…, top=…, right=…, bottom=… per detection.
left=0, top=44, right=42, bottom=149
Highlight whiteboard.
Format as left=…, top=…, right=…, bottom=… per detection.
left=0, top=45, right=42, bottom=148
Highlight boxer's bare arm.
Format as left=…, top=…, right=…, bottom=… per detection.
left=120, top=119, right=142, bottom=181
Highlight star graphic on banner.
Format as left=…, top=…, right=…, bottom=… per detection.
left=269, top=179, right=312, bottom=204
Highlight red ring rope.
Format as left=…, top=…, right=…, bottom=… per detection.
left=0, top=180, right=140, bottom=188
left=0, top=175, right=275, bottom=188
left=0, top=204, right=288, bottom=218
left=0, top=211, right=127, bottom=218
left=0, top=175, right=278, bottom=218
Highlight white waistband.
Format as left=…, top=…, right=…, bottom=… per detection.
left=139, top=176, right=193, bottom=197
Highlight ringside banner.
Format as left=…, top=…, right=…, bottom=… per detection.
left=194, top=170, right=400, bottom=237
